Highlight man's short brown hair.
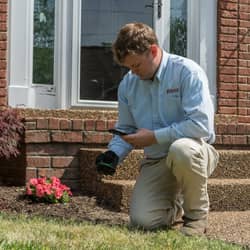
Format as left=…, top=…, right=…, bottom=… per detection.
left=112, top=22, right=159, bottom=64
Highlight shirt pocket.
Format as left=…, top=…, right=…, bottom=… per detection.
left=163, top=94, right=183, bottom=122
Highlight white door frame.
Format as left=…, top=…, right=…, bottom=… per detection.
left=8, top=0, right=217, bottom=109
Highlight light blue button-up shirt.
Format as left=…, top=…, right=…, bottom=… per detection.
left=108, top=51, right=215, bottom=162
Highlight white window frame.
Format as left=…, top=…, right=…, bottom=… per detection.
left=8, top=0, right=217, bottom=109
left=8, top=0, right=72, bottom=109
left=71, top=0, right=217, bottom=109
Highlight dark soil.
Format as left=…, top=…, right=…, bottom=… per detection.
left=0, top=186, right=129, bottom=225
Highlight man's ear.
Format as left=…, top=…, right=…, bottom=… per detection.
left=150, top=44, right=158, bottom=58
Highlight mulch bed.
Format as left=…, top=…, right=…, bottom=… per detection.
left=0, top=186, right=129, bottom=225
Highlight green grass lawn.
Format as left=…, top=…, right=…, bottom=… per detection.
left=0, top=213, right=245, bottom=250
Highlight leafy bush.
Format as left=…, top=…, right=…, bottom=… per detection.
left=0, top=109, right=24, bottom=159
left=26, top=176, right=72, bottom=204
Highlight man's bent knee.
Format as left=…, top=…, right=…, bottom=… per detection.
left=130, top=208, right=174, bottom=230
left=167, top=138, right=206, bottom=178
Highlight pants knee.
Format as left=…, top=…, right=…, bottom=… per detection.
left=167, top=138, right=206, bottom=178
left=130, top=210, right=155, bottom=230
left=168, top=138, right=195, bottom=168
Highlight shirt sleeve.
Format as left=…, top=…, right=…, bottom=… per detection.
left=108, top=76, right=136, bottom=162
left=154, top=70, right=215, bottom=145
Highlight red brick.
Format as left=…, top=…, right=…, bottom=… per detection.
left=26, top=144, right=81, bottom=156
left=238, top=108, right=248, bottom=115
left=221, top=135, right=247, bottom=145
left=219, top=50, right=238, bottom=58
left=25, top=131, right=50, bottom=143
left=219, top=58, right=237, bottom=66
left=218, top=99, right=237, bottom=106
left=239, top=100, right=250, bottom=107
left=218, top=34, right=237, bottom=43
left=0, top=3, right=7, bottom=12
left=85, top=119, right=95, bottom=130
left=218, top=90, right=237, bottom=98
left=219, top=26, right=237, bottom=35
left=219, top=2, right=237, bottom=11
left=49, top=118, right=60, bottom=130
left=219, top=83, right=238, bottom=91
left=38, top=168, right=78, bottom=180
left=0, top=69, right=6, bottom=78
left=215, top=124, right=228, bottom=134
left=0, top=79, right=6, bottom=87
left=25, top=121, right=37, bottom=130
left=107, top=120, right=117, bottom=129
left=218, top=66, right=237, bottom=75
left=215, top=135, right=223, bottom=144
left=239, top=68, right=250, bottom=75
left=238, top=76, right=248, bottom=84
left=239, top=11, right=250, bottom=20
left=239, top=52, right=250, bottom=60
left=219, top=10, right=237, bottom=19
left=60, top=119, right=72, bottom=130
left=96, top=120, right=107, bottom=131
left=237, top=124, right=248, bottom=134
left=27, top=156, right=51, bottom=168
left=239, top=4, right=250, bottom=12
left=0, top=33, right=6, bottom=41
left=25, top=168, right=38, bottom=181
left=72, top=119, right=84, bottom=130
left=239, top=59, right=248, bottom=67
left=84, top=132, right=108, bottom=144
left=51, top=131, right=83, bottom=142
left=0, top=86, right=6, bottom=96
left=219, top=18, right=238, bottom=27
left=51, top=156, right=78, bottom=168
left=0, top=96, right=6, bottom=106
left=227, top=124, right=237, bottom=134
left=217, top=107, right=237, bottom=114
left=239, top=45, right=249, bottom=53
left=37, top=118, right=49, bottom=129
left=238, top=91, right=248, bottom=99
left=238, top=116, right=250, bottom=123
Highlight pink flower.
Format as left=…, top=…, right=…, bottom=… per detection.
left=51, top=176, right=60, bottom=186
left=35, top=184, right=45, bottom=197
left=26, top=186, right=32, bottom=195
left=25, top=176, right=72, bottom=203
left=29, top=178, right=38, bottom=186
left=55, top=189, right=63, bottom=199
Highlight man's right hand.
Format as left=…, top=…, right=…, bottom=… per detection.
left=95, top=150, right=119, bottom=175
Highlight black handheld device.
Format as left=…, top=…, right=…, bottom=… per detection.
left=108, top=128, right=128, bottom=136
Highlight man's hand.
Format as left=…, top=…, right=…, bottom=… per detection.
left=95, top=150, right=119, bottom=175
left=121, top=128, right=157, bottom=148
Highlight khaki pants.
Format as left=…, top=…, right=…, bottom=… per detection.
left=129, top=138, right=219, bottom=230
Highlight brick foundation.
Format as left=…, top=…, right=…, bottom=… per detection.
left=0, top=0, right=250, bottom=188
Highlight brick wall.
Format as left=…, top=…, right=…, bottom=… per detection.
left=23, top=117, right=116, bottom=190
left=216, top=0, right=250, bottom=146
left=0, top=0, right=250, bottom=188
left=0, top=0, right=7, bottom=108
left=16, top=112, right=247, bottom=190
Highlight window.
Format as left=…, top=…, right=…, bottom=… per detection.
left=9, top=0, right=217, bottom=109
left=33, top=0, right=55, bottom=84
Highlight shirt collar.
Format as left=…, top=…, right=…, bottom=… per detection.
left=154, top=50, right=169, bottom=83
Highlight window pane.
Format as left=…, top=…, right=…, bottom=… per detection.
left=33, top=0, right=55, bottom=84
left=80, top=0, right=153, bottom=101
left=170, top=0, right=187, bottom=57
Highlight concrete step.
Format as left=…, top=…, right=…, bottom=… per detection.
left=206, top=211, right=250, bottom=247
left=80, top=148, right=250, bottom=184
left=95, top=178, right=250, bottom=213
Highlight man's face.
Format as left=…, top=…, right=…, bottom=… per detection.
left=122, top=47, right=157, bottom=80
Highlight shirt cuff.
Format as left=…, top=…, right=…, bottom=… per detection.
left=154, top=127, right=170, bottom=144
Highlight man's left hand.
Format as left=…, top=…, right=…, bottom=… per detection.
left=121, top=128, right=157, bottom=148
